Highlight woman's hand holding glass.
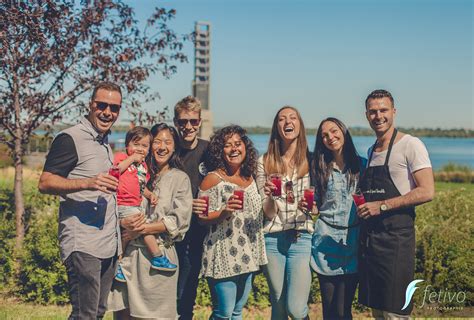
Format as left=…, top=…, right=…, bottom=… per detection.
left=298, top=197, right=319, bottom=216
left=222, top=194, right=243, bottom=216
left=263, top=179, right=277, bottom=198
left=193, top=197, right=209, bottom=217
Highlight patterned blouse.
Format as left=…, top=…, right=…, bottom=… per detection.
left=199, top=172, right=267, bottom=279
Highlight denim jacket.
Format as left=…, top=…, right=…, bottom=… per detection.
left=310, top=157, right=367, bottom=275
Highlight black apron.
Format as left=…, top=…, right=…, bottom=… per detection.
left=358, top=129, right=416, bottom=315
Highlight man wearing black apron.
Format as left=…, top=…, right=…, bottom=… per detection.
left=356, top=90, right=434, bottom=319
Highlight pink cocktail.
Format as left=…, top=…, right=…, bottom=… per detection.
left=108, top=166, right=120, bottom=180
left=304, top=187, right=315, bottom=212
left=352, top=192, right=366, bottom=206
left=270, top=174, right=282, bottom=197
left=233, top=189, right=245, bottom=210
left=199, top=195, right=209, bottom=216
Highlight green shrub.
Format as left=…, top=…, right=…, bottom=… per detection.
left=435, top=163, right=473, bottom=183
left=414, top=188, right=474, bottom=308
left=1, top=173, right=472, bottom=312
left=0, top=188, right=16, bottom=290
left=247, top=272, right=270, bottom=308
left=17, top=200, right=68, bottom=305
left=0, top=145, right=13, bottom=168
left=0, top=208, right=15, bottom=291
left=196, top=278, right=212, bottom=307
left=439, top=163, right=472, bottom=173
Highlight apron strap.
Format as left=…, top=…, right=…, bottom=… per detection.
left=368, top=128, right=398, bottom=165
left=384, top=128, right=398, bottom=166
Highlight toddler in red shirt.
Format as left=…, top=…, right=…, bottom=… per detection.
left=114, top=126, right=177, bottom=283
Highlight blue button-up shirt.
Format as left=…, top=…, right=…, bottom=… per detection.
left=310, top=157, right=367, bottom=275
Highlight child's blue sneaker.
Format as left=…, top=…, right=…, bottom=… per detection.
left=150, top=255, right=177, bottom=271
left=115, top=264, right=126, bottom=283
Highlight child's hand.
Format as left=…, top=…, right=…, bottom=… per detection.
left=149, top=194, right=158, bottom=206
left=129, top=151, right=145, bottom=163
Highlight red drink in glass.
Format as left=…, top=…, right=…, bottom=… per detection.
left=352, top=193, right=366, bottom=206
left=233, top=189, right=245, bottom=210
left=108, top=166, right=120, bottom=180
left=199, top=195, right=209, bottom=216
left=270, top=174, right=282, bottom=197
left=304, top=187, right=315, bottom=211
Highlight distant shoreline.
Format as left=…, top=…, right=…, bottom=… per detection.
left=36, top=125, right=474, bottom=138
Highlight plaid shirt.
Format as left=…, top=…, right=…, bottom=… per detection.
left=256, top=156, right=314, bottom=234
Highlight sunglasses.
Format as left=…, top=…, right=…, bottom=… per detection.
left=285, top=181, right=295, bottom=204
left=95, top=101, right=121, bottom=113
left=176, top=118, right=201, bottom=127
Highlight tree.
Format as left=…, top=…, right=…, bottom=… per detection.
left=0, top=0, right=190, bottom=251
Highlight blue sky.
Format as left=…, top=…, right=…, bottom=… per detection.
left=129, top=0, right=472, bottom=129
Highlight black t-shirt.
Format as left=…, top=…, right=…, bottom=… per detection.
left=177, top=138, right=209, bottom=245
left=179, top=138, right=209, bottom=198
left=43, top=133, right=78, bottom=177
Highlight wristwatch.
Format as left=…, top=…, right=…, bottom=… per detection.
left=380, top=201, right=390, bottom=212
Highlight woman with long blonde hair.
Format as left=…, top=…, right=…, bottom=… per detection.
left=256, top=106, right=314, bottom=320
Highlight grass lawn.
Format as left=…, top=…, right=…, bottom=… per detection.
left=1, top=296, right=472, bottom=319
left=0, top=296, right=369, bottom=319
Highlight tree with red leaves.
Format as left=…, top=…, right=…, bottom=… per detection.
left=0, top=0, right=190, bottom=250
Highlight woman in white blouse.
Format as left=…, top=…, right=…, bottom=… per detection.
left=257, top=106, right=314, bottom=320
left=195, top=125, right=267, bottom=320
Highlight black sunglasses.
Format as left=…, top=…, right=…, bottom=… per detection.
left=95, top=101, right=121, bottom=113
left=176, top=118, right=201, bottom=127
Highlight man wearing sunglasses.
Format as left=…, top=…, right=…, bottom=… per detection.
left=172, top=96, right=210, bottom=320
left=39, top=82, right=123, bottom=319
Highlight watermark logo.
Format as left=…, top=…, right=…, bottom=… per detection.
left=420, top=285, right=466, bottom=310
left=402, top=279, right=466, bottom=312
left=402, top=279, right=424, bottom=310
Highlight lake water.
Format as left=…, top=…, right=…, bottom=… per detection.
left=108, top=132, right=473, bottom=170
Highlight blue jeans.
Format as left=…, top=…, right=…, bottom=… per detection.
left=207, top=273, right=254, bottom=320
left=264, top=230, right=312, bottom=320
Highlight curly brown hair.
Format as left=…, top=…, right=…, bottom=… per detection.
left=205, top=125, right=258, bottom=179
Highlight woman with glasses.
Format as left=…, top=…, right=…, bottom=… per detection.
left=307, top=118, right=366, bottom=320
left=193, top=125, right=267, bottom=319
left=256, top=106, right=313, bottom=320
left=108, top=123, right=192, bottom=319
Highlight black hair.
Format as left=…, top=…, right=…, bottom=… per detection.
left=125, top=126, right=151, bottom=147
left=147, top=123, right=183, bottom=186
left=310, top=117, right=361, bottom=203
left=365, top=89, right=394, bottom=109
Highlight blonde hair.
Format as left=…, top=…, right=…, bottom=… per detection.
left=174, top=95, right=202, bottom=118
left=263, top=106, right=309, bottom=178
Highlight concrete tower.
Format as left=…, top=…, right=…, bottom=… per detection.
left=193, top=21, right=213, bottom=140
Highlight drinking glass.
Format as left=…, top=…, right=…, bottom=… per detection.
left=269, top=173, right=282, bottom=197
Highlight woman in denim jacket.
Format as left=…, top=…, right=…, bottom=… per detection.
left=305, top=118, right=366, bottom=320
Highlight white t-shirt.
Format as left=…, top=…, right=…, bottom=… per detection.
left=367, top=134, right=432, bottom=195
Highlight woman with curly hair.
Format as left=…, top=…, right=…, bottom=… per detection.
left=194, top=125, right=267, bottom=319
left=257, top=106, right=314, bottom=320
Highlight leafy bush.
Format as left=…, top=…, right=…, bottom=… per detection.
left=0, top=144, right=13, bottom=168
left=439, top=163, right=472, bottom=173
left=1, top=173, right=472, bottom=313
left=435, top=163, right=473, bottom=183
left=0, top=187, right=16, bottom=289
left=247, top=272, right=271, bottom=308
left=414, top=188, right=473, bottom=308
left=17, top=201, right=68, bottom=304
